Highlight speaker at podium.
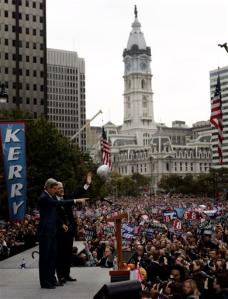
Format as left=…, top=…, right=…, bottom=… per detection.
left=93, top=280, right=141, bottom=299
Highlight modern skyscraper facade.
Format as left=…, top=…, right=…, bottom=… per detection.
left=0, top=0, right=47, bottom=117
left=47, top=49, right=86, bottom=149
left=210, top=66, right=228, bottom=168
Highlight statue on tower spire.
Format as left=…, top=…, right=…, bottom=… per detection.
left=134, top=5, right=138, bottom=18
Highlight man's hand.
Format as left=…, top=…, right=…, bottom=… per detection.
left=74, top=198, right=89, bottom=205
left=62, top=224, right=68, bottom=232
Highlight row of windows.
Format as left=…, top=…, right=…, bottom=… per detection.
left=48, top=107, right=83, bottom=114
left=2, top=66, right=44, bottom=76
left=1, top=29, right=44, bottom=45
left=48, top=96, right=80, bottom=102
left=49, top=117, right=80, bottom=126
left=11, top=97, right=44, bottom=106
left=118, top=163, right=148, bottom=175
left=1, top=66, right=44, bottom=77
left=126, top=79, right=149, bottom=90
left=2, top=21, right=44, bottom=34
left=3, top=10, right=43, bottom=21
left=6, top=82, right=44, bottom=91
left=49, top=122, right=78, bottom=130
left=47, top=74, right=79, bottom=81
left=3, top=0, right=43, bottom=9
left=48, top=66, right=79, bottom=75
left=48, top=88, right=85, bottom=94
left=48, top=81, right=78, bottom=88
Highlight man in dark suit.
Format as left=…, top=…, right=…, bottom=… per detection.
left=55, top=174, right=91, bottom=283
left=37, top=178, right=79, bottom=289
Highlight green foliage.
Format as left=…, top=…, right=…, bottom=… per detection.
left=104, top=172, right=150, bottom=197
left=158, top=168, right=228, bottom=197
left=0, top=110, right=97, bottom=212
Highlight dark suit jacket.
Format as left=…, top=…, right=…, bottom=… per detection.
left=37, top=191, right=74, bottom=237
left=57, top=186, right=89, bottom=237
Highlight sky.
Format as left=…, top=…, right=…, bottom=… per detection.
left=46, top=0, right=228, bottom=127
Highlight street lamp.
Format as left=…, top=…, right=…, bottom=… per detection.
left=0, top=83, right=8, bottom=104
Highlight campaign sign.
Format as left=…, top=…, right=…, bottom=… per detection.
left=0, top=122, right=27, bottom=221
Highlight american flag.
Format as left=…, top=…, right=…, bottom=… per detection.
left=101, top=127, right=112, bottom=168
left=210, top=73, right=223, bottom=165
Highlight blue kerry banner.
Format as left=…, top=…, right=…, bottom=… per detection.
left=0, top=122, right=27, bottom=221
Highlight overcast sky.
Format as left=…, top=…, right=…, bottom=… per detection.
left=46, top=0, right=228, bottom=127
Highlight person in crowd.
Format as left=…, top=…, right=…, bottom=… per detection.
left=182, top=279, right=200, bottom=299
left=97, top=246, right=114, bottom=268
left=213, top=271, right=228, bottom=299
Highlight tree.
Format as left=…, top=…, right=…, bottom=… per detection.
left=158, top=174, right=183, bottom=193
left=0, top=111, right=96, bottom=215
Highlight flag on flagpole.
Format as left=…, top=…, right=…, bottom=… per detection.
left=101, top=127, right=112, bottom=168
left=210, top=72, right=223, bottom=165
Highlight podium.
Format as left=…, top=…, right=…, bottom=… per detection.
left=107, top=213, right=130, bottom=282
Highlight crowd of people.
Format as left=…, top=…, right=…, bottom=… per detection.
left=1, top=191, right=228, bottom=297
left=73, top=194, right=228, bottom=299
left=0, top=211, right=38, bottom=261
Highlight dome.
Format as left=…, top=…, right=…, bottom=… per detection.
left=127, top=17, right=147, bottom=50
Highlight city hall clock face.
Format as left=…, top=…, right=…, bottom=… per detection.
left=140, top=62, right=147, bottom=70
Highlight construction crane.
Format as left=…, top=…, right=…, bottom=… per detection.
left=70, top=109, right=102, bottom=141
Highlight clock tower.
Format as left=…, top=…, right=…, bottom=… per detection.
left=121, top=6, right=156, bottom=144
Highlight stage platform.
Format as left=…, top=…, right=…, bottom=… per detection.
left=0, top=242, right=110, bottom=299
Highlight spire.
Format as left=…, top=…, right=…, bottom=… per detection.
left=134, top=5, right=138, bottom=18
left=126, top=6, right=147, bottom=51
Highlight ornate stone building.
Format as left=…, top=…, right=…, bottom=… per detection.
left=88, top=8, right=212, bottom=191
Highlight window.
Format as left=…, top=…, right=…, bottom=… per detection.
left=5, top=39, right=8, bottom=46
left=33, top=84, right=37, bottom=91
left=26, top=56, right=29, bottom=62
left=142, top=96, right=147, bottom=108
left=26, top=1, right=29, bottom=7
left=26, top=28, right=29, bottom=34
left=33, top=57, right=37, bottom=63
left=33, top=29, right=36, bottom=35
left=5, top=24, right=8, bottom=31
left=33, top=15, right=36, bottom=22
left=5, top=53, right=8, bottom=60
left=26, top=70, right=30, bottom=76
left=32, top=2, right=36, bottom=8
left=26, top=14, right=29, bottom=21
left=26, top=98, right=30, bottom=104
left=33, top=98, right=37, bottom=105
left=5, top=11, right=8, bottom=17
left=26, top=42, right=29, bottom=48
left=33, top=43, right=36, bottom=49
